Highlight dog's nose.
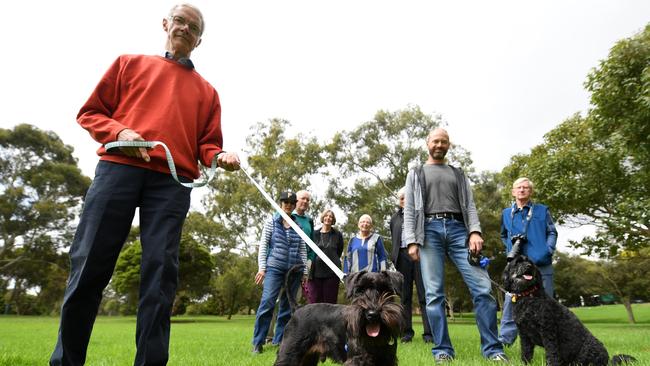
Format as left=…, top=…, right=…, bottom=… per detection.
left=366, top=310, right=380, bottom=321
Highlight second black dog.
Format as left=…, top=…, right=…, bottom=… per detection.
left=274, top=270, right=404, bottom=366
left=503, top=255, right=635, bottom=366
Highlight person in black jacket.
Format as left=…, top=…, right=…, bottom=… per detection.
left=307, top=209, right=344, bottom=303
left=390, top=187, right=433, bottom=343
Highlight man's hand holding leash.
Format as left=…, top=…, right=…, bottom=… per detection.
left=468, top=232, right=484, bottom=255
left=217, top=151, right=240, bottom=171
left=117, top=128, right=151, bottom=162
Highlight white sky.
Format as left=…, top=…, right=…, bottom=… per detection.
left=1, top=0, right=648, bottom=252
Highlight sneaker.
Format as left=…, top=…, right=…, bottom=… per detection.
left=435, top=353, right=454, bottom=363
left=401, top=335, right=413, bottom=343
left=489, top=353, right=510, bottom=363
left=252, top=344, right=263, bottom=354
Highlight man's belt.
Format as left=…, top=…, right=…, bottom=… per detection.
left=425, top=212, right=463, bottom=221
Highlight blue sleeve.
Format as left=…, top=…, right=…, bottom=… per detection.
left=376, top=236, right=388, bottom=271
left=500, top=209, right=510, bottom=250
left=376, top=236, right=387, bottom=262
left=545, top=208, right=558, bottom=252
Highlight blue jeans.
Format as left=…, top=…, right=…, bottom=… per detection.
left=499, top=264, right=554, bottom=345
left=252, top=266, right=301, bottom=346
left=420, top=217, right=503, bottom=358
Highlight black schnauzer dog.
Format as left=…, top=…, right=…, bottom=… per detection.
left=274, top=269, right=404, bottom=366
left=503, top=255, right=635, bottom=366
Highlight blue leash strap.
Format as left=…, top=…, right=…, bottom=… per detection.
left=104, top=140, right=219, bottom=188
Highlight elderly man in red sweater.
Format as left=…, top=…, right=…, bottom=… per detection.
left=50, top=4, right=240, bottom=366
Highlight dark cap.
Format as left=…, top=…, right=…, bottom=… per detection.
left=279, top=191, right=297, bottom=203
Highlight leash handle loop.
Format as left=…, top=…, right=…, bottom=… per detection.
left=104, top=140, right=219, bottom=188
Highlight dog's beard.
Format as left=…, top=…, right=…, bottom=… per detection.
left=347, top=293, right=404, bottom=340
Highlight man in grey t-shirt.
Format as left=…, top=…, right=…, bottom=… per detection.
left=403, top=128, right=507, bottom=363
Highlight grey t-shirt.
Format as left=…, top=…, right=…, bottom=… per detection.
left=423, top=164, right=461, bottom=214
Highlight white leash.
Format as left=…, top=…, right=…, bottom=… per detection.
left=104, top=140, right=345, bottom=280
left=240, top=167, right=345, bottom=281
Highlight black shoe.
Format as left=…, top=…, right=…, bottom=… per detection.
left=401, top=335, right=413, bottom=343
left=252, top=344, right=263, bottom=354
left=423, top=334, right=434, bottom=343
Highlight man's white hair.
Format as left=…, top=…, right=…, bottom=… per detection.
left=512, top=177, right=534, bottom=191
left=168, top=3, right=205, bottom=35
left=296, top=190, right=311, bottom=198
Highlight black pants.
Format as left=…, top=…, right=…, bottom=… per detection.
left=50, top=162, right=191, bottom=366
left=396, top=248, right=432, bottom=338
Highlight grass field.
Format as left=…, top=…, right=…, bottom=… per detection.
left=1, top=304, right=649, bottom=365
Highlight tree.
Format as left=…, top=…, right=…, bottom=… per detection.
left=0, top=124, right=91, bottom=314
left=324, top=105, right=470, bottom=237
left=471, top=171, right=511, bottom=310
left=111, top=241, right=141, bottom=315
left=501, top=25, right=650, bottom=257
left=111, top=218, right=215, bottom=315
left=203, top=119, right=327, bottom=254
left=586, top=24, right=650, bottom=169
left=553, top=252, right=602, bottom=307
left=212, top=254, right=259, bottom=319
left=592, top=248, right=650, bottom=324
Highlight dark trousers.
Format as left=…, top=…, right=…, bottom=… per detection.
left=307, top=277, right=340, bottom=304
left=50, top=162, right=191, bottom=366
left=396, top=248, right=432, bottom=338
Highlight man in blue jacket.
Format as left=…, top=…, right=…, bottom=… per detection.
left=499, top=177, right=558, bottom=346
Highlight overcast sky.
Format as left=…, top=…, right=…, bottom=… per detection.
left=1, top=1, right=648, bottom=250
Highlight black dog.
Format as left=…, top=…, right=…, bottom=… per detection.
left=274, top=270, right=404, bottom=366
left=503, top=255, right=635, bottom=366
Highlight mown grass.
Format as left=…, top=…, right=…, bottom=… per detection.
left=1, top=304, right=649, bottom=365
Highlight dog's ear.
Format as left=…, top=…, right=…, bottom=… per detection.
left=383, top=271, right=404, bottom=297
left=344, top=271, right=365, bottom=299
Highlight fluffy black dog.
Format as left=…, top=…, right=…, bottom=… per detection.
left=274, top=270, right=404, bottom=366
left=503, top=255, right=635, bottom=366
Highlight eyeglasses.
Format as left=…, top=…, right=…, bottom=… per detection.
left=169, top=15, right=201, bottom=36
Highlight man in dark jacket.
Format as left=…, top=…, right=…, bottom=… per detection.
left=390, top=187, right=432, bottom=343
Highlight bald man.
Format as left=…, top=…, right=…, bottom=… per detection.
left=402, top=128, right=508, bottom=363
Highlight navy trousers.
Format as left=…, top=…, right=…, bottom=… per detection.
left=50, top=162, right=192, bottom=366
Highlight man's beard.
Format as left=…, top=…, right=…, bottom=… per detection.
left=429, top=147, right=448, bottom=160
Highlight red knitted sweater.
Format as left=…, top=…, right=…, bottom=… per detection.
left=78, top=54, right=223, bottom=179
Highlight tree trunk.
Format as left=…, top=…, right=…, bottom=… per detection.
left=446, top=298, right=455, bottom=321
left=622, top=298, right=636, bottom=324
left=9, top=280, right=23, bottom=315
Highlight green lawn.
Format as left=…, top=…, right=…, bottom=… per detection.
left=1, top=304, right=649, bottom=365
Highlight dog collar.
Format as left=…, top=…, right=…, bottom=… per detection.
left=511, top=285, right=539, bottom=302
